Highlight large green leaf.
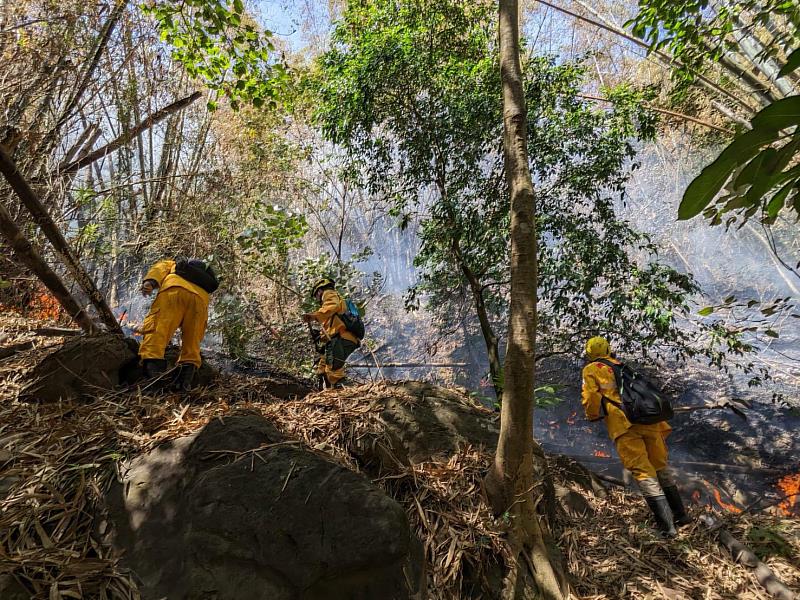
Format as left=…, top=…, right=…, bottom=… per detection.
left=679, top=127, right=780, bottom=220
left=766, top=180, right=794, bottom=217
left=734, top=147, right=775, bottom=188
left=778, top=49, right=800, bottom=78
left=751, top=96, right=800, bottom=130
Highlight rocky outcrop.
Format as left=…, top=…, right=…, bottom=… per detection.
left=102, top=414, right=424, bottom=600
left=19, top=334, right=138, bottom=401
left=16, top=333, right=313, bottom=402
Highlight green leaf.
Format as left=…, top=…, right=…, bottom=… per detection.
left=751, top=96, right=800, bottom=131
left=766, top=181, right=794, bottom=217
left=679, top=128, right=781, bottom=220
left=734, top=148, right=775, bottom=188
left=778, top=49, right=800, bottom=78
left=764, top=329, right=779, bottom=338
left=698, top=306, right=714, bottom=316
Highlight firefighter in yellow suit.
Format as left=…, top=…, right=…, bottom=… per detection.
left=581, top=336, right=691, bottom=537
left=302, top=278, right=360, bottom=389
left=139, top=259, right=209, bottom=391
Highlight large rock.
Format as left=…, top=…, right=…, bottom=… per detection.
left=103, top=414, right=423, bottom=600
left=18, top=334, right=220, bottom=401
left=377, top=381, right=500, bottom=462
left=19, top=334, right=138, bottom=401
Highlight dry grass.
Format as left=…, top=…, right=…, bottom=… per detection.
left=1, top=313, right=798, bottom=599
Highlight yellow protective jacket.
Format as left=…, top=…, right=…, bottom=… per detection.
left=309, top=289, right=360, bottom=345
left=581, top=356, right=670, bottom=442
left=144, top=260, right=210, bottom=308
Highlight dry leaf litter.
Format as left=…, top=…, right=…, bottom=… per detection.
left=1, top=315, right=798, bottom=599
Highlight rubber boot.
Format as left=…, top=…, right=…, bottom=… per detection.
left=316, top=374, right=328, bottom=390
left=142, top=358, right=167, bottom=379
left=662, top=485, right=692, bottom=527
left=172, top=364, right=197, bottom=392
left=644, top=495, right=678, bottom=538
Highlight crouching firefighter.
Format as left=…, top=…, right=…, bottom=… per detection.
left=581, top=336, right=692, bottom=538
left=302, top=278, right=363, bottom=389
left=138, top=258, right=219, bottom=391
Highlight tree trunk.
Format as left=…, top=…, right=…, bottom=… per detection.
left=0, top=200, right=96, bottom=333
left=0, top=146, right=122, bottom=334
left=485, top=1, right=567, bottom=598
left=461, top=264, right=503, bottom=399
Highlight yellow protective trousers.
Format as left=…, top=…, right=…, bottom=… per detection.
left=614, top=425, right=675, bottom=497
left=316, top=337, right=358, bottom=385
left=138, top=286, right=208, bottom=367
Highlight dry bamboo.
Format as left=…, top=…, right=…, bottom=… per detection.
left=0, top=145, right=121, bottom=333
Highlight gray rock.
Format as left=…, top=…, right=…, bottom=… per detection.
left=104, top=414, right=423, bottom=600
left=19, top=333, right=138, bottom=401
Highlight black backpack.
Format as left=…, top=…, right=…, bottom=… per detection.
left=338, top=297, right=365, bottom=342
left=594, top=358, right=673, bottom=424
left=175, top=259, right=220, bottom=293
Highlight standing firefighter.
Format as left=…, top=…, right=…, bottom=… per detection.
left=302, top=278, right=362, bottom=389
left=581, top=336, right=691, bottom=537
left=139, top=258, right=218, bottom=391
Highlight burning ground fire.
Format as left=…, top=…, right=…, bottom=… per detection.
left=777, top=472, right=800, bottom=516
left=0, top=287, right=63, bottom=322
left=712, top=488, right=743, bottom=514
left=114, top=307, right=143, bottom=339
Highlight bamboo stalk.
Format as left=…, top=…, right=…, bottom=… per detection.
left=58, top=91, right=202, bottom=174
left=0, top=146, right=122, bottom=334
left=699, top=514, right=795, bottom=600
left=578, top=93, right=734, bottom=134
left=532, top=0, right=755, bottom=114
left=0, top=200, right=95, bottom=333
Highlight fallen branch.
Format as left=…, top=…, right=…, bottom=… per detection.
left=565, top=454, right=783, bottom=476
left=0, top=340, right=34, bottom=360
left=699, top=514, right=795, bottom=600
left=350, top=362, right=469, bottom=368
left=58, top=91, right=202, bottom=174
left=34, top=327, right=83, bottom=337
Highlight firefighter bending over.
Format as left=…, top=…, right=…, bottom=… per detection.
left=302, top=278, right=361, bottom=389
left=581, top=336, right=692, bottom=538
left=138, top=259, right=218, bottom=391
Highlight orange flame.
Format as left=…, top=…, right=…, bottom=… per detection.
left=566, top=411, right=577, bottom=425
left=593, top=450, right=610, bottom=458
left=27, top=289, right=63, bottom=322
left=777, top=473, right=800, bottom=516
left=691, top=490, right=701, bottom=504
left=712, top=488, right=742, bottom=513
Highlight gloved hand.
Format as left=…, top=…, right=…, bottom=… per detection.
left=141, top=279, right=158, bottom=297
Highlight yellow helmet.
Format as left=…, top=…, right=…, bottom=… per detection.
left=311, top=277, right=335, bottom=296
left=585, top=336, right=611, bottom=360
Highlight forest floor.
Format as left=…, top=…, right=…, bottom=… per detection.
left=1, top=311, right=799, bottom=599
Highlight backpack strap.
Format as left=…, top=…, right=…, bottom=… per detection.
left=591, top=358, right=623, bottom=413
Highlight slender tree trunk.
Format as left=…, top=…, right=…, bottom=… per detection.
left=486, top=2, right=567, bottom=598
left=460, top=263, right=503, bottom=399
left=0, top=200, right=96, bottom=333
left=0, top=146, right=122, bottom=333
